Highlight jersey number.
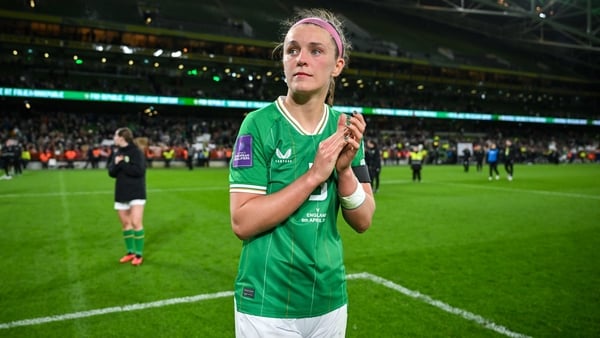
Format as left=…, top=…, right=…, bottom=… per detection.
left=308, top=163, right=327, bottom=201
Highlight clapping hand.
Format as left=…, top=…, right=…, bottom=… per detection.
left=336, top=112, right=365, bottom=172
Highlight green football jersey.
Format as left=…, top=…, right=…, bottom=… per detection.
left=229, top=97, right=365, bottom=318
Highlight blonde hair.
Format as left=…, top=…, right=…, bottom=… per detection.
left=273, top=8, right=352, bottom=106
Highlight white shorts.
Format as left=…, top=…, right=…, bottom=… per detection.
left=114, top=199, right=146, bottom=210
left=234, top=304, right=347, bottom=338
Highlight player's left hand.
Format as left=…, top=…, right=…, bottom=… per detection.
left=336, top=111, right=365, bottom=172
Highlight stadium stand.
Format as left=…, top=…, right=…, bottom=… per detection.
left=0, top=0, right=598, bottom=168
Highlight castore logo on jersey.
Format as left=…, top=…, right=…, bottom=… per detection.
left=275, top=148, right=293, bottom=163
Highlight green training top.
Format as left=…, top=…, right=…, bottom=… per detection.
left=229, top=97, right=365, bottom=318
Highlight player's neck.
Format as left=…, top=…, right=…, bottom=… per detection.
left=280, top=96, right=326, bottom=133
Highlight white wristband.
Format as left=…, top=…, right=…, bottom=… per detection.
left=339, top=180, right=366, bottom=210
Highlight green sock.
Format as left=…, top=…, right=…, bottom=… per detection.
left=123, top=230, right=135, bottom=254
left=134, top=229, right=145, bottom=257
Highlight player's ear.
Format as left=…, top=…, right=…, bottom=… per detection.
left=331, top=58, right=345, bottom=77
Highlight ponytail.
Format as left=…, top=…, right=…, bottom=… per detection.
left=326, top=78, right=336, bottom=106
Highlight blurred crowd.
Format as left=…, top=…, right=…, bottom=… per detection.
left=363, top=117, right=599, bottom=166
left=1, top=108, right=598, bottom=176
left=0, top=110, right=239, bottom=172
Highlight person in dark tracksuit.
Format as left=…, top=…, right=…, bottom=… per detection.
left=474, top=144, right=484, bottom=172
left=108, top=127, right=147, bottom=266
left=1, top=139, right=15, bottom=179
left=365, top=139, right=381, bottom=192
left=185, top=145, right=195, bottom=170
left=462, top=147, right=471, bottom=172
left=503, top=139, right=516, bottom=181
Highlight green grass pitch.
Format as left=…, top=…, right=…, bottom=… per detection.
left=0, top=163, right=598, bottom=337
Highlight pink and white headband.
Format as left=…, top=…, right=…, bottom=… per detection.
left=293, top=17, right=344, bottom=58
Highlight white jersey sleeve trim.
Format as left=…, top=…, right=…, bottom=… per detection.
left=229, top=184, right=267, bottom=194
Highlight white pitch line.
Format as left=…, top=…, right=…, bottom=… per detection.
left=0, top=186, right=224, bottom=199
left=347, top=272, right=531, bottom=338
left=384, top=179, right=600, bottom=201
left=0, top=274, right=530, bottom=337
left=0, top=291, right=234, bottom=330
left=436, top=181, right=600, bottom=200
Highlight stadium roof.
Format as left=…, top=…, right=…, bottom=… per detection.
left=1, top=0, right=598, bottom=77
left=352, top=0, right=599, bottom=73
left=0, top=0, right=600, bottom=76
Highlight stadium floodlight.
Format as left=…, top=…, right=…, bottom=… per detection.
left=121, top=46, right=134, bottom=54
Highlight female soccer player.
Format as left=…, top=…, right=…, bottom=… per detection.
left=108, top=127, right=146, bottom=266
left=229, top=8, right=376, bottom=337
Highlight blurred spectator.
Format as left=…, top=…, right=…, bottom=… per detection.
left=162, top=146, right=175, bottom=168
left=64, top=146, right=77, bottom=169
left=39, top=148, right=52, bottom=169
